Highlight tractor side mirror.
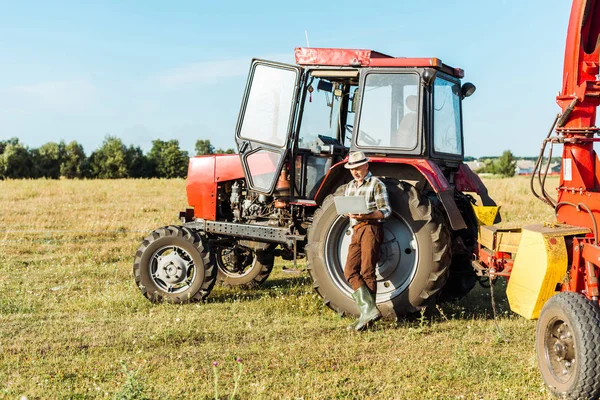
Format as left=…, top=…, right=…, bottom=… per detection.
left=461, top=82, right=476, bottom=98
left=317, top=80, right=333, bottom=93
left=423, top=68, right=437, bottom=85
left=350, top=88, right=359, bottom=113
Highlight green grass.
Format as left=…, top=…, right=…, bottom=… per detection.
left=0, top=177, right=556, bottom=399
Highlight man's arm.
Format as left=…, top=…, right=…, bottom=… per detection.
left=349, top=179, right=390, bottom=221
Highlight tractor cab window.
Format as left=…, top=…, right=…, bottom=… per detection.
left=298, top=77, right=346, bottom=149
left=433, top=77, right=462, bottom=155
left=356, top=73, right=419, bottom=149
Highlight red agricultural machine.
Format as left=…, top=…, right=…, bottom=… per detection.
left=134, top=0, right=600, bottom=397
left=134, top=49, right=495, bottom=313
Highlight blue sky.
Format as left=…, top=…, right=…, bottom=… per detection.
left=0, top=0, right=573, bottom=157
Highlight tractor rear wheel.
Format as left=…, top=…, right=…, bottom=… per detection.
left=306, top=180, right=451, bottom=318
left=215, top=245, right=274, bottom=286
left=536, top=292, right=600, bottom=399
left=133, top=225, right=216, bottom=303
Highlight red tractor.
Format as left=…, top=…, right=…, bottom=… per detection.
left=133, top=47, right=498, bottom=318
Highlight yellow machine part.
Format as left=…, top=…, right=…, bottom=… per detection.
left=472, top=205, right=500, bottom=226
left=506, top=224, right=589, bottom=320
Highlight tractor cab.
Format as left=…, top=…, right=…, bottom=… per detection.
left=235, top=48, right=475, bottom=200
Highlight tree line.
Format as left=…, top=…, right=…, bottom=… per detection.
left=0, top=137, right=235, bottom=179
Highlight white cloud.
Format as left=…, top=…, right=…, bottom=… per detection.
left=0, top=107, right=29, bottom=116
left=159, top=53, right=293, bottom=88
left=11, top=80, right=96, bottom=113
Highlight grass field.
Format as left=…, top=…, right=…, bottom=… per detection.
left=0, top=176, right=559, bottom=399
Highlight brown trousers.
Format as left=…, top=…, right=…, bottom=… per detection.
left=344, top=221, right=384, bottom=294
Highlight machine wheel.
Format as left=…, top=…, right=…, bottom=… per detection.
left=306, top=180, right=452, bottom=318
left=536, top=292, right=600, bottom=399
left=216, top=245, right=274, bottom=286
left=133, top=225, right=216, bottom=303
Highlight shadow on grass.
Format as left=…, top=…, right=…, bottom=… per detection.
left=425, top=278, right=512, bottom=322
left=205, top=270, right=511, bottom=324
left=206, top=275, right=313, bottom=304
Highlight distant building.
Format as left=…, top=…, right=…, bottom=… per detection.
left=515, top=160, right=535, bottom=175
left=549, top=162, right=561, bottom=175
left=465, top=160, right=484, bottom=172
left=515, top=160, right=561, bottom=175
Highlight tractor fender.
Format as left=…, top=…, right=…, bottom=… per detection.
left=186, top=154, right=244, bottom=220
left=455, top=163, right=499, bottom=208
left=314, top=157, right=468, bottom=231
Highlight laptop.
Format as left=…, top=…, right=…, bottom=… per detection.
left=333, top=196, right=370, bottom=215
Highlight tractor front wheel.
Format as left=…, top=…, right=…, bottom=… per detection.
left=133, top=226, right=216, bottom=303
left=536, top=292, right=600, bottom=399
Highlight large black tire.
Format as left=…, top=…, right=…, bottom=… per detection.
left=216, top=246, right=274, bottom=286
left=536, top=292, right=600, bottom=399
left=133, top=225, right=216, bottom=303
left=306, top=180, right=452, bottom=319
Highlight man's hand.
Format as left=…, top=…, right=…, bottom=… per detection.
left=348, top=210, right=384, bottom=221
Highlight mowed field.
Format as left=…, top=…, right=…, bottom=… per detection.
left=0, top=176, right=559, bottom=399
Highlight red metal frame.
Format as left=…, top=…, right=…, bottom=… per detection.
left=477, top=246, right=514, bottom=278
left=470, top=1, right=600, bottom=301
left=315, top=156, right=491, bottom=198
left=556, top=0, right=600, bottom=232
left=554, top=0, right=600, bottom=299
left=294, top=47, right=464, bottom=78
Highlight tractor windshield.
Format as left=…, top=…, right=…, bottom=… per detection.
left=356, top=73, right=419, bottom=149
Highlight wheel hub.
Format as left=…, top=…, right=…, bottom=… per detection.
left=546, top=321, right=576, bottom=381
left=217, top=247, right=254, bottom=277
left=156, top=253, right=189, bottom=285
left=376, top=237, right=402, bottom=280
left=328, top=214, right=418, bottom=302
left=553, top=341, right=567, bottom=360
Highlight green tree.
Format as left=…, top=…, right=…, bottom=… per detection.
left=495, top=150, right=517, bottom=178
left=195, top=139, right=214, bottom=155
left=215, top=148, right=236, bottom=154
left=0, top=141, right=35, bottom=179
left=89, top=136, right=129, bottom=178
left=0, top=137, right=20, bottom=156
left=61, top=141, right=88, bottom=179
left=148, top=139, right=189, bottom=178
left=35, top=141, right=66, bottom=179
left=126, top=145, right=154, bottom=178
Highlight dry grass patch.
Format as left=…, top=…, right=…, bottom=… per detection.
left=0, top=177, right=555, bottom=399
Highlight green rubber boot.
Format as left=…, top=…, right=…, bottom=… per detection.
left=347, top=285, right=381, bottom=331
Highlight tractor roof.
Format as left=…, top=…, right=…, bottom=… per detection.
left=294, top=47, right=464, bottom=78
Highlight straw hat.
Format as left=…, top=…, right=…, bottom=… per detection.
left=345, top=151, right=370, bottom=169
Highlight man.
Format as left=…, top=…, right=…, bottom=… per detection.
left=392, top=94, right=418, bottom=148
left=343, top=151, right=391, bottom=331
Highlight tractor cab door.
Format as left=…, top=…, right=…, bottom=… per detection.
left=235, top=60, right=302, bottom=194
